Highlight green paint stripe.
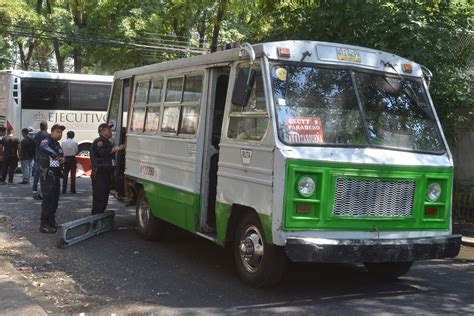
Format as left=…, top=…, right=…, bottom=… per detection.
left=140, top=179, right=198, bottom=233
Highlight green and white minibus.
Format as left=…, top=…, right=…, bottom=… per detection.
left=107, top=41, right=461, bottom=287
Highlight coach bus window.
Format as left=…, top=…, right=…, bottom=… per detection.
left=130, top=106, right=146, bottom=133
left=21, top=79, right=69, bottom=110
left=144, top=106, right=160, bottom=134
left=161, top=106, right=180, bottom=133
left=227, top=64, right=268, bottom=141
left=148, top=79, right=163, bottom=103
left=165, top=77, right=183, bottom=102
left=70, top=83, right=111, bottom=111
left=134, top=81, right=149, bottom=104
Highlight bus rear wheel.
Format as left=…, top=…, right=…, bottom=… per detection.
left=233, top=212, right=286, bottom=288
left=364, top=262, right=413, bottom=280
left=136, top=188, right=166, bottom=241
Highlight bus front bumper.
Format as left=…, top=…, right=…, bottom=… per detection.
left=285, top=235, right=461, bottom=263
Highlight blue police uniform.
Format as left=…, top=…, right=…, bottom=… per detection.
left=90, top=135, right=115, bottom=215
left=38, top=135, right=63, bottom=230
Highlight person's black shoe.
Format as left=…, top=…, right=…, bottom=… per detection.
left=51, top=221, right=60, bottom=229
left=71, top=191, right=77, bottom=194
left=39, top=225, right=57, bottom=234
left=19, top=181, right=29, bottom=184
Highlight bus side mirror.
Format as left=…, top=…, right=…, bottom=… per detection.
left=231, top=67, right=256, bottom=107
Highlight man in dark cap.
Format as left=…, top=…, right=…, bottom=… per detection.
left=90, top=123, right=126, bottom=215
left=32, top=121, right=49, bottom=199
left=38, top=124, right=65, bottom=233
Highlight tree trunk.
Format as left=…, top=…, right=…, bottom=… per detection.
left=36, top=0, right=43, bottom=12
left=37, top=46, right=48, bottom=71
left=210, top=0, right=227, bottom=53
left=197, top=11, right=207, bottom=49
left=72, top=0, right=84, bottom=73
left=73, top=46, right=81, bottom=73
left=17, top=41, right=36, bottom=71
left=53, top=40, right=64, bottom=73
left=45, top=0, right=64, bottom=72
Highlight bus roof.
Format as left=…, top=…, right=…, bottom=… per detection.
left=113, top=40, right=426, bottom=79
left=0, top=70, right=113, bottom=83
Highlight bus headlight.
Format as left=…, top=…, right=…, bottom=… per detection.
left=426, top=183, right=442, bottom=202
left=297, top=176, right=315, bottom=197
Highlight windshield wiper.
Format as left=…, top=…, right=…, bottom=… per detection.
left=285, top=51, right=312, bottom=98
left=382, top=61, right=433, bottom=119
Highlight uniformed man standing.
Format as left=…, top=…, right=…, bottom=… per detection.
left=38, top=124, right=65, bottom=233
left=90, top=123, right=126, bottom=215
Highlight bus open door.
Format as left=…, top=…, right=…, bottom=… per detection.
left=107, top=77, right=132, bottom=198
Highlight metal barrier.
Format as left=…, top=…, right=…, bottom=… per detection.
left=57, top=211, right=115, bottom=248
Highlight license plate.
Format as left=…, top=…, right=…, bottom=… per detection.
left=336, top=48, right=361, bottom=62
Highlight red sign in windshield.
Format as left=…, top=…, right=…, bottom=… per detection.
left=285, top=117, right=325, bottom=144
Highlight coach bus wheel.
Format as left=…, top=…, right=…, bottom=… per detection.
left=136, top=188, right=165, bottom=241
left=233, top=212, right=286, bottom=288
left=364, top=262, right=413, bottom=280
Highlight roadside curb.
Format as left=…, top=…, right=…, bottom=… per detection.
left=0, top=224, right=60, bottom=315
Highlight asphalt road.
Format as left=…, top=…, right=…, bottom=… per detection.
left=0, top=175, right=473, bottom=315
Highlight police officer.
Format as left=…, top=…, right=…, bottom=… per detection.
left=90, top=123, right=126, bottom=215
left=38, top=124, right=65, bottom=233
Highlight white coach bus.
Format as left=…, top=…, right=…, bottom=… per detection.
left=107, top=41, right=461, bottom=287
left=0, top=70, right=112, bottom=154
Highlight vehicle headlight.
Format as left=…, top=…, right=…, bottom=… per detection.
left=426, top=183, right=442, bottom=202
left=297, top=176, right=315, bottom=197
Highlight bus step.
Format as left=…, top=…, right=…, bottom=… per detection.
left=57, top=211, right=115, bottom=248
left=196, top=231, right=217, bottom=242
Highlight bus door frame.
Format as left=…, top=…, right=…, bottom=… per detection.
left=109, top=77, right=133, bottom=197
left=199, top=65, right=230, bottom=233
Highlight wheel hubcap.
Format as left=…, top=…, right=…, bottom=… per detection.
left=239, top=225, right=264, bottom=273
left=138, top=197, right=150, bottom=228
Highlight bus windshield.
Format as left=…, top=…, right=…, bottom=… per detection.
left=270, top=64, right=444, bottom=153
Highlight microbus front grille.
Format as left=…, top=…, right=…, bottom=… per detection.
left=0, top=115, right=5, bottom=127
left=332, top=178, right=415, bottom=217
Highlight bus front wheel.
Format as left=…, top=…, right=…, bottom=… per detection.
left=364, top=262, right=413, bottom=280
left=233, top=212, right=286, bottom=288
left=136, top=188, right=166, bottom=241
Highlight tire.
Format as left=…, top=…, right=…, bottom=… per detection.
left=136, top=188, right=166, bottom=241
left=233, top=212, right=286, bottom=288
left=364, top=262, right=413, bottom=280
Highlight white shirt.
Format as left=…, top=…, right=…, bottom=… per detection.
left=62, top=138, right=78, bottom=157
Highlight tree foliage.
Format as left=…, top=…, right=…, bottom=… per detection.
left=264, top=0, right=473, bottom=146
left=0, top=0, right=472, bottom=146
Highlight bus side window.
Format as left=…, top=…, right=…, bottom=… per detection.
left=144, top=79, right=163, bottom=134
left=180, top=75, right=202, bottom=135
left=130, top=106, right=146, bottom=133
left=227, top=64, right=268, bottom=141
left=130, top=80, right=151, bottom=134
left=107, top=79, right=123, bottom=130
left=161, top=75, right=202, bottom=136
